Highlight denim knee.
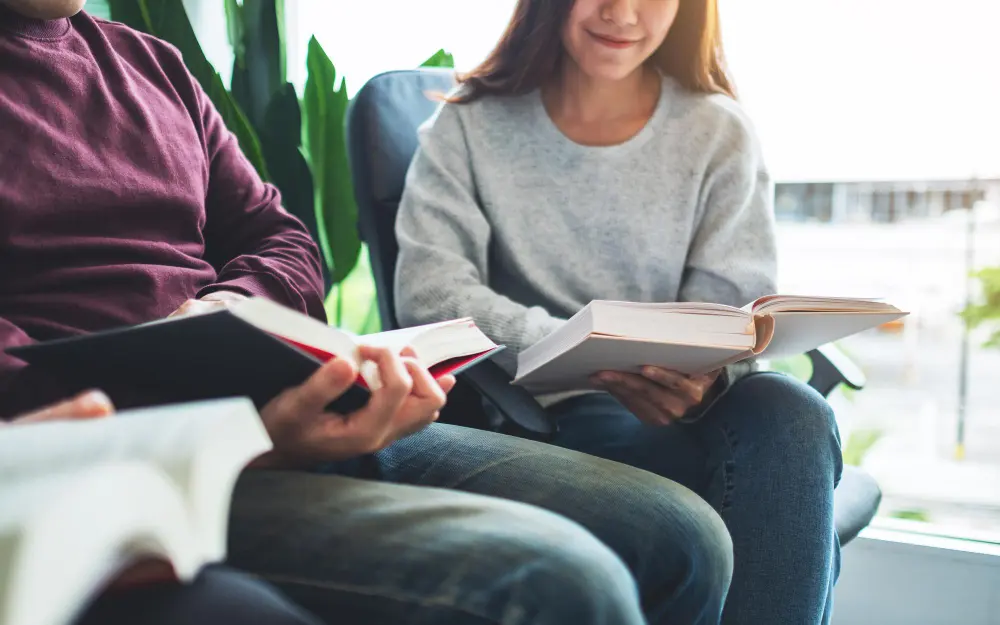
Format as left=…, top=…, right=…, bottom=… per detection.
left=565, top=463, right=733, bottom=623
left=680, top=500, right=734, bottom=608
left=725, top=373, right=843, bottom=479
left=639, top=478, right=732, bottom=617
left=467, top=498, right=646, bottom=625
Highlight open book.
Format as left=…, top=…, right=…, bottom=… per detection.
left=513, top=295, right=907, bottom=394
left=0, top=398, right=270, bottom=625
left=8, top=298, right=502, bottom=414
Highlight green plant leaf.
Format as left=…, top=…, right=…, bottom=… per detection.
left=235, top=0, right=286, bottom=129
left=259, top=84, right=327, bottom=288
left=86, top=0, right=113, bottom=20
left=111, top=0, right=270, bottom=182
left=842, top=428, right=885, bottom=467
left=225, top=0, right=249, bottom=115
left=421, top=48, right=455, bottom=69
left=224, top=0, right=244, bottom=61
left=361, top=297, right=382, bottom=334
left=107, top=0, right=151, bottom=30
left=890, top=509, right=931, bottom=523
left=304, top=36, right=360, bottom=286
left=961, top=266, right=1000, bottom=348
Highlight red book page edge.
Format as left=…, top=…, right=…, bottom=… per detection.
left=280, top=338, right=504, bottom=390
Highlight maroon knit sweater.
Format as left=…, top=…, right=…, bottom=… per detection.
left=0, top=7, right=326, bottom=417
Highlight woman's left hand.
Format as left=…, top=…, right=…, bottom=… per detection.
left=591, top=367, right=721, bottom=426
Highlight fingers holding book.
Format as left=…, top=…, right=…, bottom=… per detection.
left=254, top=347, right=453, bottom=469
left=591, top=367, right=721, bottom=426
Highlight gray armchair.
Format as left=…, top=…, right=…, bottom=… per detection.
left=344, top=68, right=881, bottom=547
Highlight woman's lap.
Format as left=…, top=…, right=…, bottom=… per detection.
left=549, top=372, right=844, bottom=625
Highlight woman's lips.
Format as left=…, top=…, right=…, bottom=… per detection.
left=588, top=31, right=641, bottom=49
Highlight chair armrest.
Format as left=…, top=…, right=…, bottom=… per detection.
left=460, top=346, right=862, bottom=438
left=458, top=362, right=556, bottom=440
left=807, top=344, right=866, bottom=398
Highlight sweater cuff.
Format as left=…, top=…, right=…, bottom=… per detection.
left=679, top=359, right=758, bottom=424
left=198, top=272, right=296, bottom=307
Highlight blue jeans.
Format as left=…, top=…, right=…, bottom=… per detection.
left=550, top=372, right=843, bottom=625
left=226, top=423, right=732, bottom=625
left=75, top=566, right=322, bottom=625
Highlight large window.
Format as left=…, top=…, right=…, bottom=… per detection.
left=191, top=0, right=1000, bottom=537
left=723, top=0, right=1000, bottom=537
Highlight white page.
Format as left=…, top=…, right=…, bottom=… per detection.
left=514, top=335, right=747, bottom=394
left=230, top=297, right=360, bottom=364
left=760, top=311, right=908, bottom=359
left=591, top=305, right=754, bottom=342
left=0, top=398, right=270, bottom=564
left=749, top=295, right=896, bottom=314
left=0, top=464, right=194, bottom=625
left=594, top=300, right=746, bottom=315
left=359, top=319, right=495, bottom=368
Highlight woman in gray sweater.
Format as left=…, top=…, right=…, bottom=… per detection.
left=395, top=1, right=842, bottom=623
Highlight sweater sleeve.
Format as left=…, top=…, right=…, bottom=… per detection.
left=679, top=102, right=777, bottom=415
left=394, top=104, right=565, bottom=374
left=194, top=83, right=327, bottom=321
left=678, top=103, right=778, bottom=308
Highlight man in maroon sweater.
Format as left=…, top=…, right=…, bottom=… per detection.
left=0, top=2, right=735, bottom=624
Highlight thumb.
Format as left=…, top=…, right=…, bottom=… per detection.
left=280, top=357, right=359, bottom=418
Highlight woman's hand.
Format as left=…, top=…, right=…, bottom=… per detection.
left=253, top=345, right=455, bottom=469
left=5, top=390, right=116, bottom=426
left=591, top=367, right=721, bottom=426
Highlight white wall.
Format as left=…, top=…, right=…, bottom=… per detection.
left=834, top=529, right=1000, bottom=625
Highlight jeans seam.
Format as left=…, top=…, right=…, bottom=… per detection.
left=716, top=423, right=738, bottom=514
left=255, top=572, right=499, bottom=625
left=412, top=451, right=546, bottom=489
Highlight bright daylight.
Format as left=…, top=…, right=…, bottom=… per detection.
left=2, top=1, right=999, bottom=625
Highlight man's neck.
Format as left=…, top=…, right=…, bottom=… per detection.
left=0, top=2, right=72, bottom=38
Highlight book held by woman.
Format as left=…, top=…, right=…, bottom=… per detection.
left=513, top=295, right=907, bottom=394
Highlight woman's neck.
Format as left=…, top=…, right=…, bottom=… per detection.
left=544, top=61, right=659, bottom=125
left=540, top=60, right=662, bottom=147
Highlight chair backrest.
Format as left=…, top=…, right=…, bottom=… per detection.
left=345, top=68, right=456, bottom=330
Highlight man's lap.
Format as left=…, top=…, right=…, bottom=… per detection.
left=226, top=423, right=731, bottom=624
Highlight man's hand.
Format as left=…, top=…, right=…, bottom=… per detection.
left=5, top=390, right=115, bottom=426
left=254, top=346, right=456, bottom=469
left=168, top=291, right=248, bottom=318
left=591, top=367, right=721, bottom=426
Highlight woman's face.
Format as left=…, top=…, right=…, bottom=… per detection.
left=562, top=0, right=680, bottom=81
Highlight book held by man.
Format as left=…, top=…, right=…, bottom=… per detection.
left=0, top=398, right=269, bottom=625
left=7, top=298, right=502, bottom=414
left=513, top=295, right=907, bottom=394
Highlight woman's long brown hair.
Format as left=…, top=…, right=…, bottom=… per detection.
left=450, top=0, right=735, bottom=103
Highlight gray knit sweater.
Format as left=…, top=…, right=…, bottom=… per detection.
left=394, top=75, right=778, bottom=401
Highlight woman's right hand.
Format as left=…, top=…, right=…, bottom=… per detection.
left=254, top=345, right=455, bottom=469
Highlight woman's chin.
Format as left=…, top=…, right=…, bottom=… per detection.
left=578, top=64, right=645, bottom=83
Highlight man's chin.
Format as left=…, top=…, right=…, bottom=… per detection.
left=1, top=0, right=87, bottom=20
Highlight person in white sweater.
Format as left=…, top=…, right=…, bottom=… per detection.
left=395, top=1, right=843, bottom=624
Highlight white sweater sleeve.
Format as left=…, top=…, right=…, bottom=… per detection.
left=679, top=102, right=778, bottom=307
left=393, top=104, right=565, bottom=374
